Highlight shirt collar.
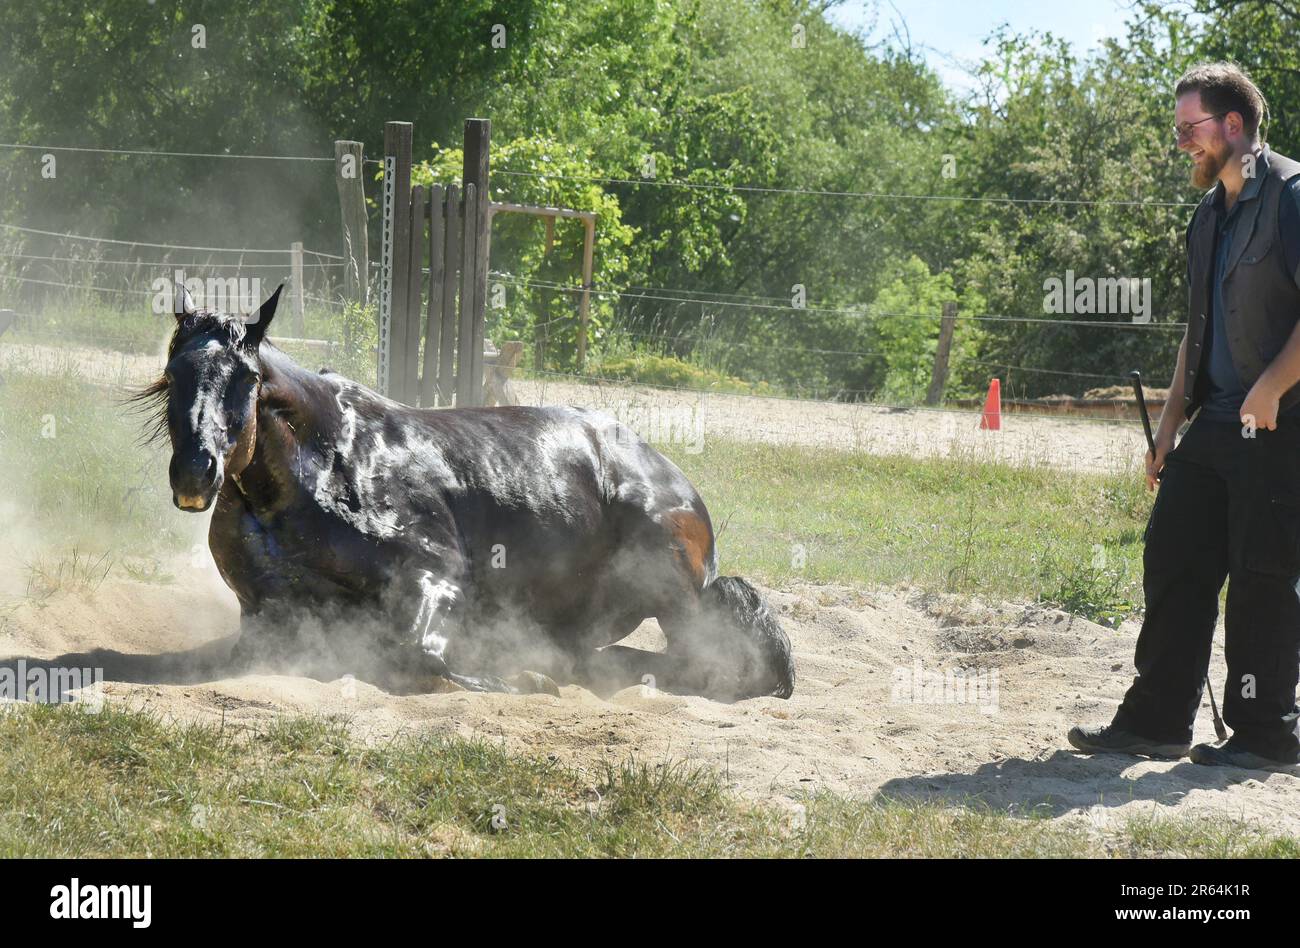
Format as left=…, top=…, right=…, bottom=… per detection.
left=1212, top=144, right=1270, bottom=213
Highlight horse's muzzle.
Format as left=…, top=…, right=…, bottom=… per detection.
left=170, top=452, right=223, bottom=512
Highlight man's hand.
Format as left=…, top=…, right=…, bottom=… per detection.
left=1241, top=376, right=1283, bottom=432
left=1145, top=430, right=1176, bottom=492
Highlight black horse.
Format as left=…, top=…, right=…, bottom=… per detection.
left=135, top=285, right=794, bottom=700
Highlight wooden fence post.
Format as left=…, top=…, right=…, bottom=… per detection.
left=926, top=300, right=958, bottom=406
left=456, top=183, right=480, bottom=407
left=462, top=118, right=490, bottom=407
left=537, top=218, right=552, bottom=375
left=334, top=140, right=369, bottom=307
left=535, top=283, right=549, bottom=377
left=379, top=121, right=413, bottom=397
left=419, top=184, right=446, bottom=408
left=290, top=241, right=305, bottom=337
left=577, top=216, right=595, bottom=372
left=438, top=184, right=461, bottom=406
left=402, top=186, right=426, bottom=406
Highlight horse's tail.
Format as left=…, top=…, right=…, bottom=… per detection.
left=697, top=575, right=796, bottom=699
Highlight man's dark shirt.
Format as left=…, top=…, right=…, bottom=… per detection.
left=1197, top=158, right=1300, bottom=421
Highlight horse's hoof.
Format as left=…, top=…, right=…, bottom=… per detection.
left=507, top=671, right=561, bottom=696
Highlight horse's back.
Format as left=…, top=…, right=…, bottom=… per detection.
left=414, top=402, right=715, bottom=618
left=418, top=403, right=701, bottom=513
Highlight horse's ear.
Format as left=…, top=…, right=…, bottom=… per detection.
left=174, top=282, right=197, bottom=319
left=244, top=284, right=282, bottom=347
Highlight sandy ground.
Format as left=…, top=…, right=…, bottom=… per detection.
left=1, top=340, right=1150, bottom=475
left=3, top=561, right=1295, bottom=837
left=7, top=339, right=1290, bottom=839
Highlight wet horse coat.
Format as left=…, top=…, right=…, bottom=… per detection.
left=141, top=287, right=794, bottom=699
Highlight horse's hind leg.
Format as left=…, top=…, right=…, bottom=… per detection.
left=578, top=577, right=795, bottom=701
left=656, top=576, right=795, bottom=701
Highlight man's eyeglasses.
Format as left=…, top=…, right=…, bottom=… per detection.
left=1174, top=114, right=1223, bottom=141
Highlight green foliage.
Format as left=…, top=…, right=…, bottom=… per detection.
left=1039, top=553, right=1138, bottom=627
left=1, top=0, right=1295, bottom=400
left=945, top=17, right=1198, bottom=398
left=593, top=351, right=771, bottom=395
left=1183, top=0, right=1300, bottom=158
left=0, top=0, right=329, bottom=247
left=327, top=300, right=380, bottom=385
left=412, top=136, right=636, bottom=368
left=0, top=368, right=187, bottom=557
left=864, top=256, right=987, bottom=403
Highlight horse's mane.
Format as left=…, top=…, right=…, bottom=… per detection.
left=128, top=310, right=254, bottom=445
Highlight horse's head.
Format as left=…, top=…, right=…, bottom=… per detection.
left=147, top=284, right=282, bottom=512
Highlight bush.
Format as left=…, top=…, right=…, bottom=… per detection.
left=594, top=352, right=771, bottom=395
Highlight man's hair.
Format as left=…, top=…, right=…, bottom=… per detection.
left=1175, top=61, right=1269, bottom=140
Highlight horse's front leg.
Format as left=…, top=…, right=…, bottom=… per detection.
left=228, top=608, right=297, bottom=673
left=399, top=569, right=558, bottom=696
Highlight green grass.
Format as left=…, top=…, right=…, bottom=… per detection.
left=23, top=547, right=116, bottom=602
left=662, top=439, right=1152, bottom=624
left=0, top=363, right=188, bottom=557
left=0, top=703, right=1293, bottom=858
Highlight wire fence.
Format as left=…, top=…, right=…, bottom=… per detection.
left=0, top=318, right=1149, bottom=402
left=0, top=232, right=1170, bottom=411
left=0, top=141, right=381, bottom=165
left=0, top=273, right=347, bottom=309
left=0, top=251, right=344, bottom=268
left=489, top=274, right=1185, bottom=330
left=0, top=134, right=1189, bottom=426
left=1, top=140, right=1178, bottom=207
left=0, top=323, right=1146, bottom=451
left=0, top=318, right=350, bottom=357
left=0, top=222, right=343, bottom=258
left=494, top=167, right=1201, bottom=209
left=0, top=222, right=351, bottom=314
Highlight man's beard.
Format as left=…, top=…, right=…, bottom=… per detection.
left=1191, top=139, right=1233, bottom=188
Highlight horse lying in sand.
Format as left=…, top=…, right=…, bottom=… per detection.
left=135, top=286, right=794, bottom=700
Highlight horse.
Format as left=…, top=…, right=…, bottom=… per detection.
left=134, top=285, right=795, bottom=700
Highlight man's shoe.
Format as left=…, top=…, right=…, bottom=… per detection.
left=1189, top=740, right=1299, bottom=771
left=1067, top=723, right=1190, bottom=759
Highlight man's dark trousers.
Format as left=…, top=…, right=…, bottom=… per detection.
left=1112, top=415, right=1300, bottom=761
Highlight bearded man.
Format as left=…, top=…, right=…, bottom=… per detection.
left=1070, top=61, right=1300, bottom=769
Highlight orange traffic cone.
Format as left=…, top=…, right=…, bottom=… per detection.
left=979, top=378, right=1001, bottom=431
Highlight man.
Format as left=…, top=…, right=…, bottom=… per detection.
left=1069, top=62, right=1300, bottom=769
